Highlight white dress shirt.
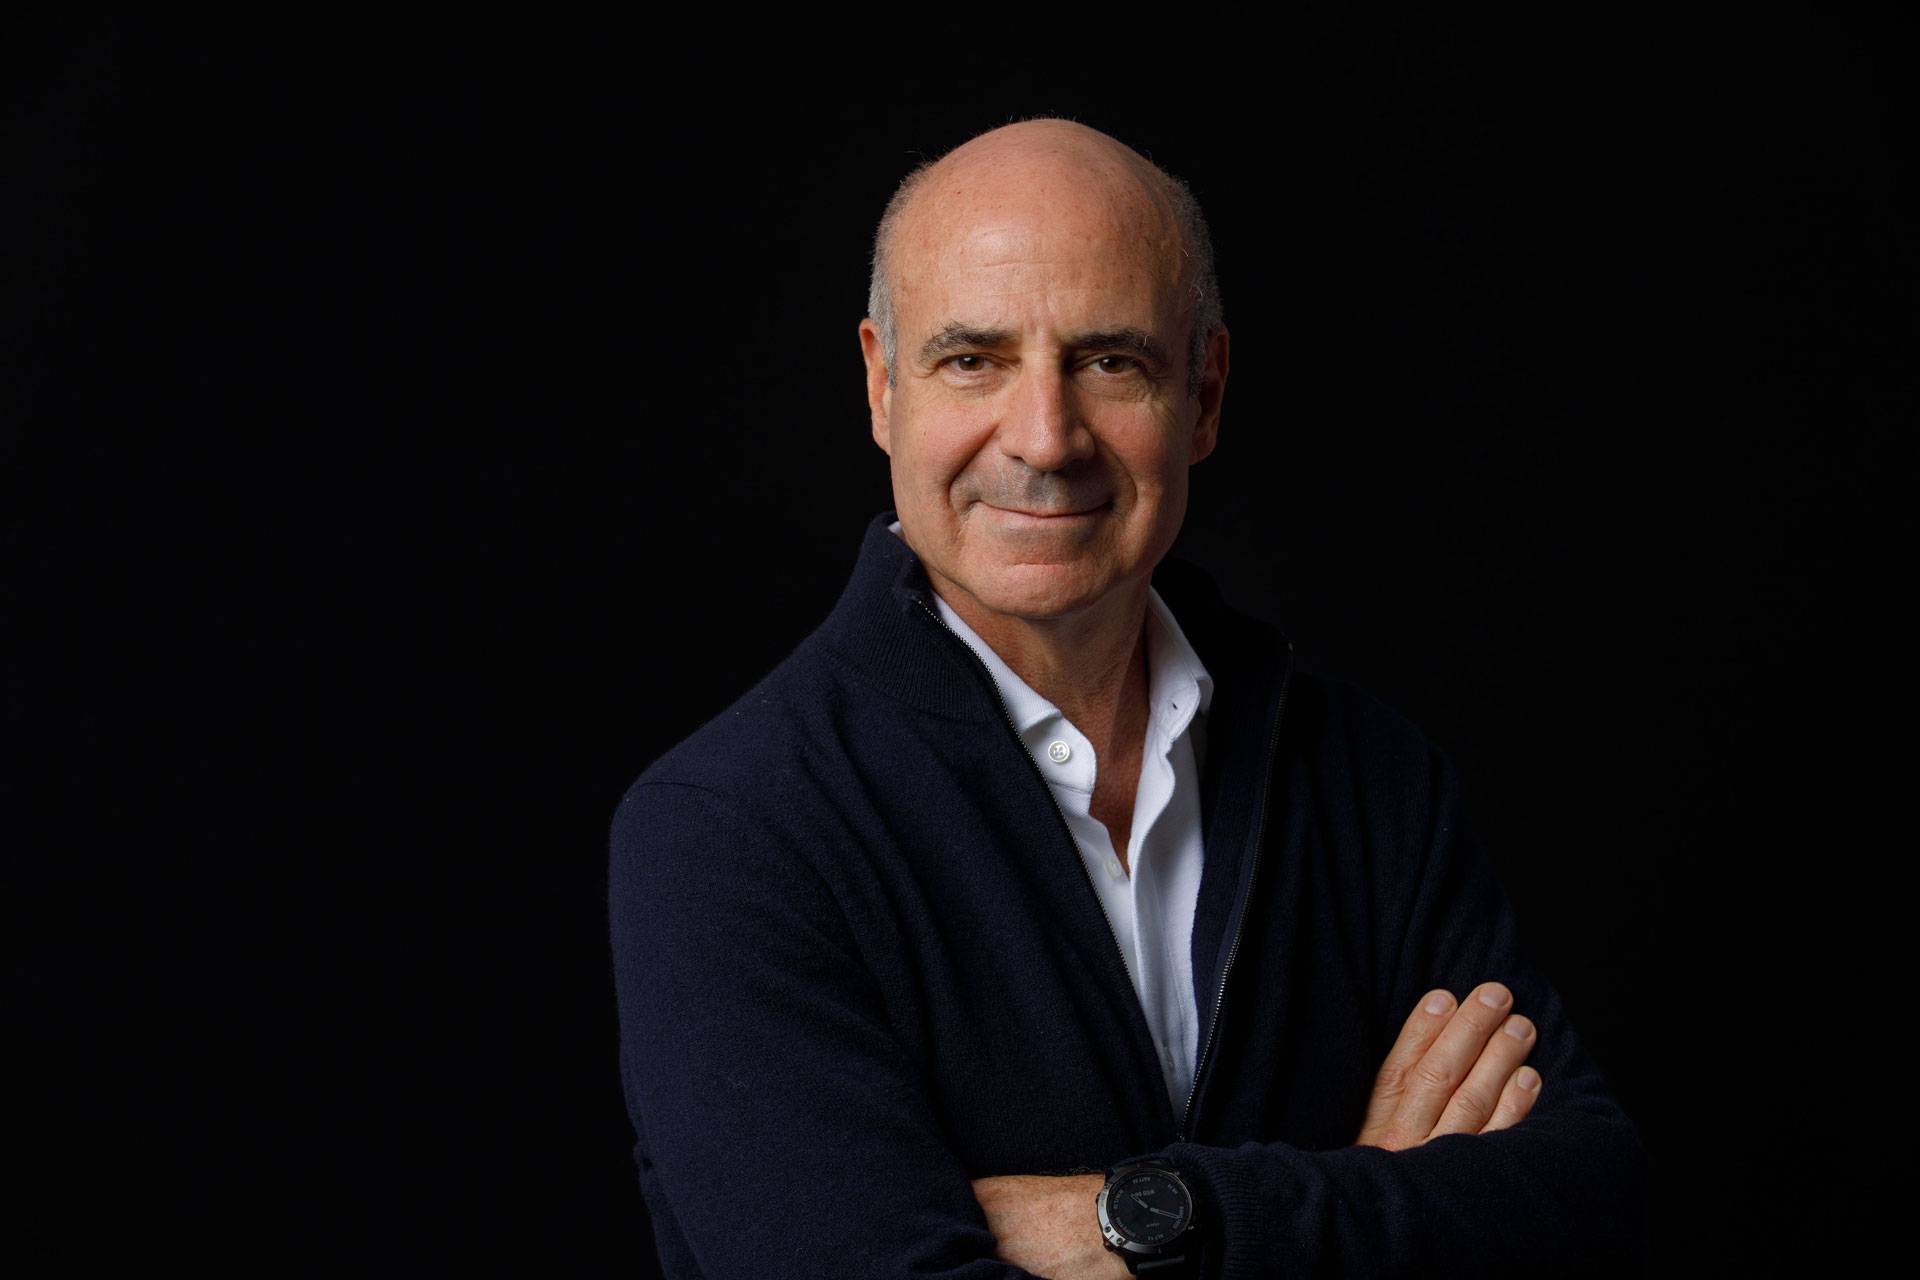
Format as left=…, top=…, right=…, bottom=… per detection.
left=920, top=571, right=1215, bottom=1118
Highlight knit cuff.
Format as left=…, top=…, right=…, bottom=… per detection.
left=1162, top=1140, right=1272, bottom=1280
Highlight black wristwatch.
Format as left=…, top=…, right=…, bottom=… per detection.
left=1096, top=1155, right=1202, bottom=1276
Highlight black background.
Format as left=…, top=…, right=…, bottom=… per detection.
left=10, top=13, right=1908, bottom=1273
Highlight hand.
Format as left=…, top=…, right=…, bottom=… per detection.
left=971, top=1173, right=1130, bottom=1280
left=1353, top=981, right=1543, bottom=1151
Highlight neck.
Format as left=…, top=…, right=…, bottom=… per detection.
left=931, top=574, right=1152, bottom=750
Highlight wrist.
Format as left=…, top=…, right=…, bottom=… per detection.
left=1097, top=1155, right=1204, bottom=1277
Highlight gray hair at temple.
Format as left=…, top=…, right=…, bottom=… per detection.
left=865, top=140, right=1224, bottom=399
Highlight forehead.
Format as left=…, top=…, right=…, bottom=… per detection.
left=892, top=153, right=1185, bottom=338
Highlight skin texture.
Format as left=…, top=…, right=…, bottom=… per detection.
left=972, top=1173, right=1126, bottom=1280
left=861, top=121, right=1541, bottom=1278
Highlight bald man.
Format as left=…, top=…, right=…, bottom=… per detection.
left=609, top=120, right=1646, bottom=1279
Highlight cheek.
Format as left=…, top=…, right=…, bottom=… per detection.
left=1114, top=420, right=1192, bottom=496
left=896, top=408, right=992, bottom=491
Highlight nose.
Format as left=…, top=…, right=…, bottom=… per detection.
left=995, top=361, right=1096, bottom=474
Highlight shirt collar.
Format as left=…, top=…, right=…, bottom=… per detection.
left=1145, top=583, right=1216, bottom=743
left=927, top=590, right=1060, bottom=735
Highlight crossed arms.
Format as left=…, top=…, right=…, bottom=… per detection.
left=610, top=750, right=1648, bottom=1278
left=974, top=978, right=1552, bottom=1278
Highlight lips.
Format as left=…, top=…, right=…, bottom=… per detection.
left=980, top=500, right=1110, bottom=519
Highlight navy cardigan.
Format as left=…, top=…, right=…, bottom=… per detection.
left=608, top=514, right=1647, bottom=1278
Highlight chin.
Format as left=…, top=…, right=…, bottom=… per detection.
left=963, top=560, right=1118, bottom=622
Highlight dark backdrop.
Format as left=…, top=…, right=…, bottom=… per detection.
left=11, top=14, right=1907, bottom=1273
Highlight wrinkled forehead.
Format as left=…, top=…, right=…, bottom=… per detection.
left=892, top=152, right=1188, bottom=332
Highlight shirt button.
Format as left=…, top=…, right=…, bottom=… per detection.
left=1046, top=740, right=1072, bottom=764
left=1107, top=856, right=1125, bottom=879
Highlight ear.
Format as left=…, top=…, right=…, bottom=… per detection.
left=859, top=318, right=894, bottom=455
left=1188, top=324, right=1230, bottom=464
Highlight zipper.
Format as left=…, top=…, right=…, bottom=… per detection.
left=1175, top=640, right=1293, bottom=1142
left=911, top=598, right=1163, bottom=1118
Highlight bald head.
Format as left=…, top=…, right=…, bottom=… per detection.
left=866, top=119, right=1222, bottom=396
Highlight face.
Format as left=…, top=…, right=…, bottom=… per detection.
left=860, top=154, right=1228, bottom=633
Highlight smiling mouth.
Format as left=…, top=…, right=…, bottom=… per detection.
left=980, top=501, right=1111, bottom=519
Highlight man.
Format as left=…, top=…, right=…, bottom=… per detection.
left=609, top=119, right=1646, bottom=1278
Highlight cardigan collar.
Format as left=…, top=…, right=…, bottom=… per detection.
left=816, top=511, right=1288, bottom=726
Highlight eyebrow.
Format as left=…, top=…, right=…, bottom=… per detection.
left=915, top=323, right=1171, bottom=369
left=917, top=324, right=1017, bottom=366
left=1072, top=328, right=1171, bottom=368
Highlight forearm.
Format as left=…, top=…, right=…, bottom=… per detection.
left=1154, top=731, right=1649, bottom=1276
left=1166, top=1103, right=1648, bottom=1277
left=972, top=1174, right=1127, bottom=1280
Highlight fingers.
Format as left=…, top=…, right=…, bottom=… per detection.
left=1354, top=988, right=1459, bottom=1147
left=1390, top=981, right=1525, bottom=1142
left=1429, top=1009, right=1536, bottom=1138
left=1481, top=1065, right=1544, bottom=1134
left=1355, top=981, right=1548, bottom=1151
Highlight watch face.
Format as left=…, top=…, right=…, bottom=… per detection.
left=1107, top=1170, right=1193, bottom=1245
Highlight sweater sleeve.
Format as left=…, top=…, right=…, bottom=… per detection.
left=608, top=779, right=1039, bottom=1280
left=1156, top=742, right=1650, bottom=1278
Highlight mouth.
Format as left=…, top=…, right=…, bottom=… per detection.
left=979, top=500, right=1111, bottom=521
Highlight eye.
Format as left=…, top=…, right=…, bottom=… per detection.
left=951, top=355, right=986, bottom=372
left=1091, top=355, right=1142, bottom=375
